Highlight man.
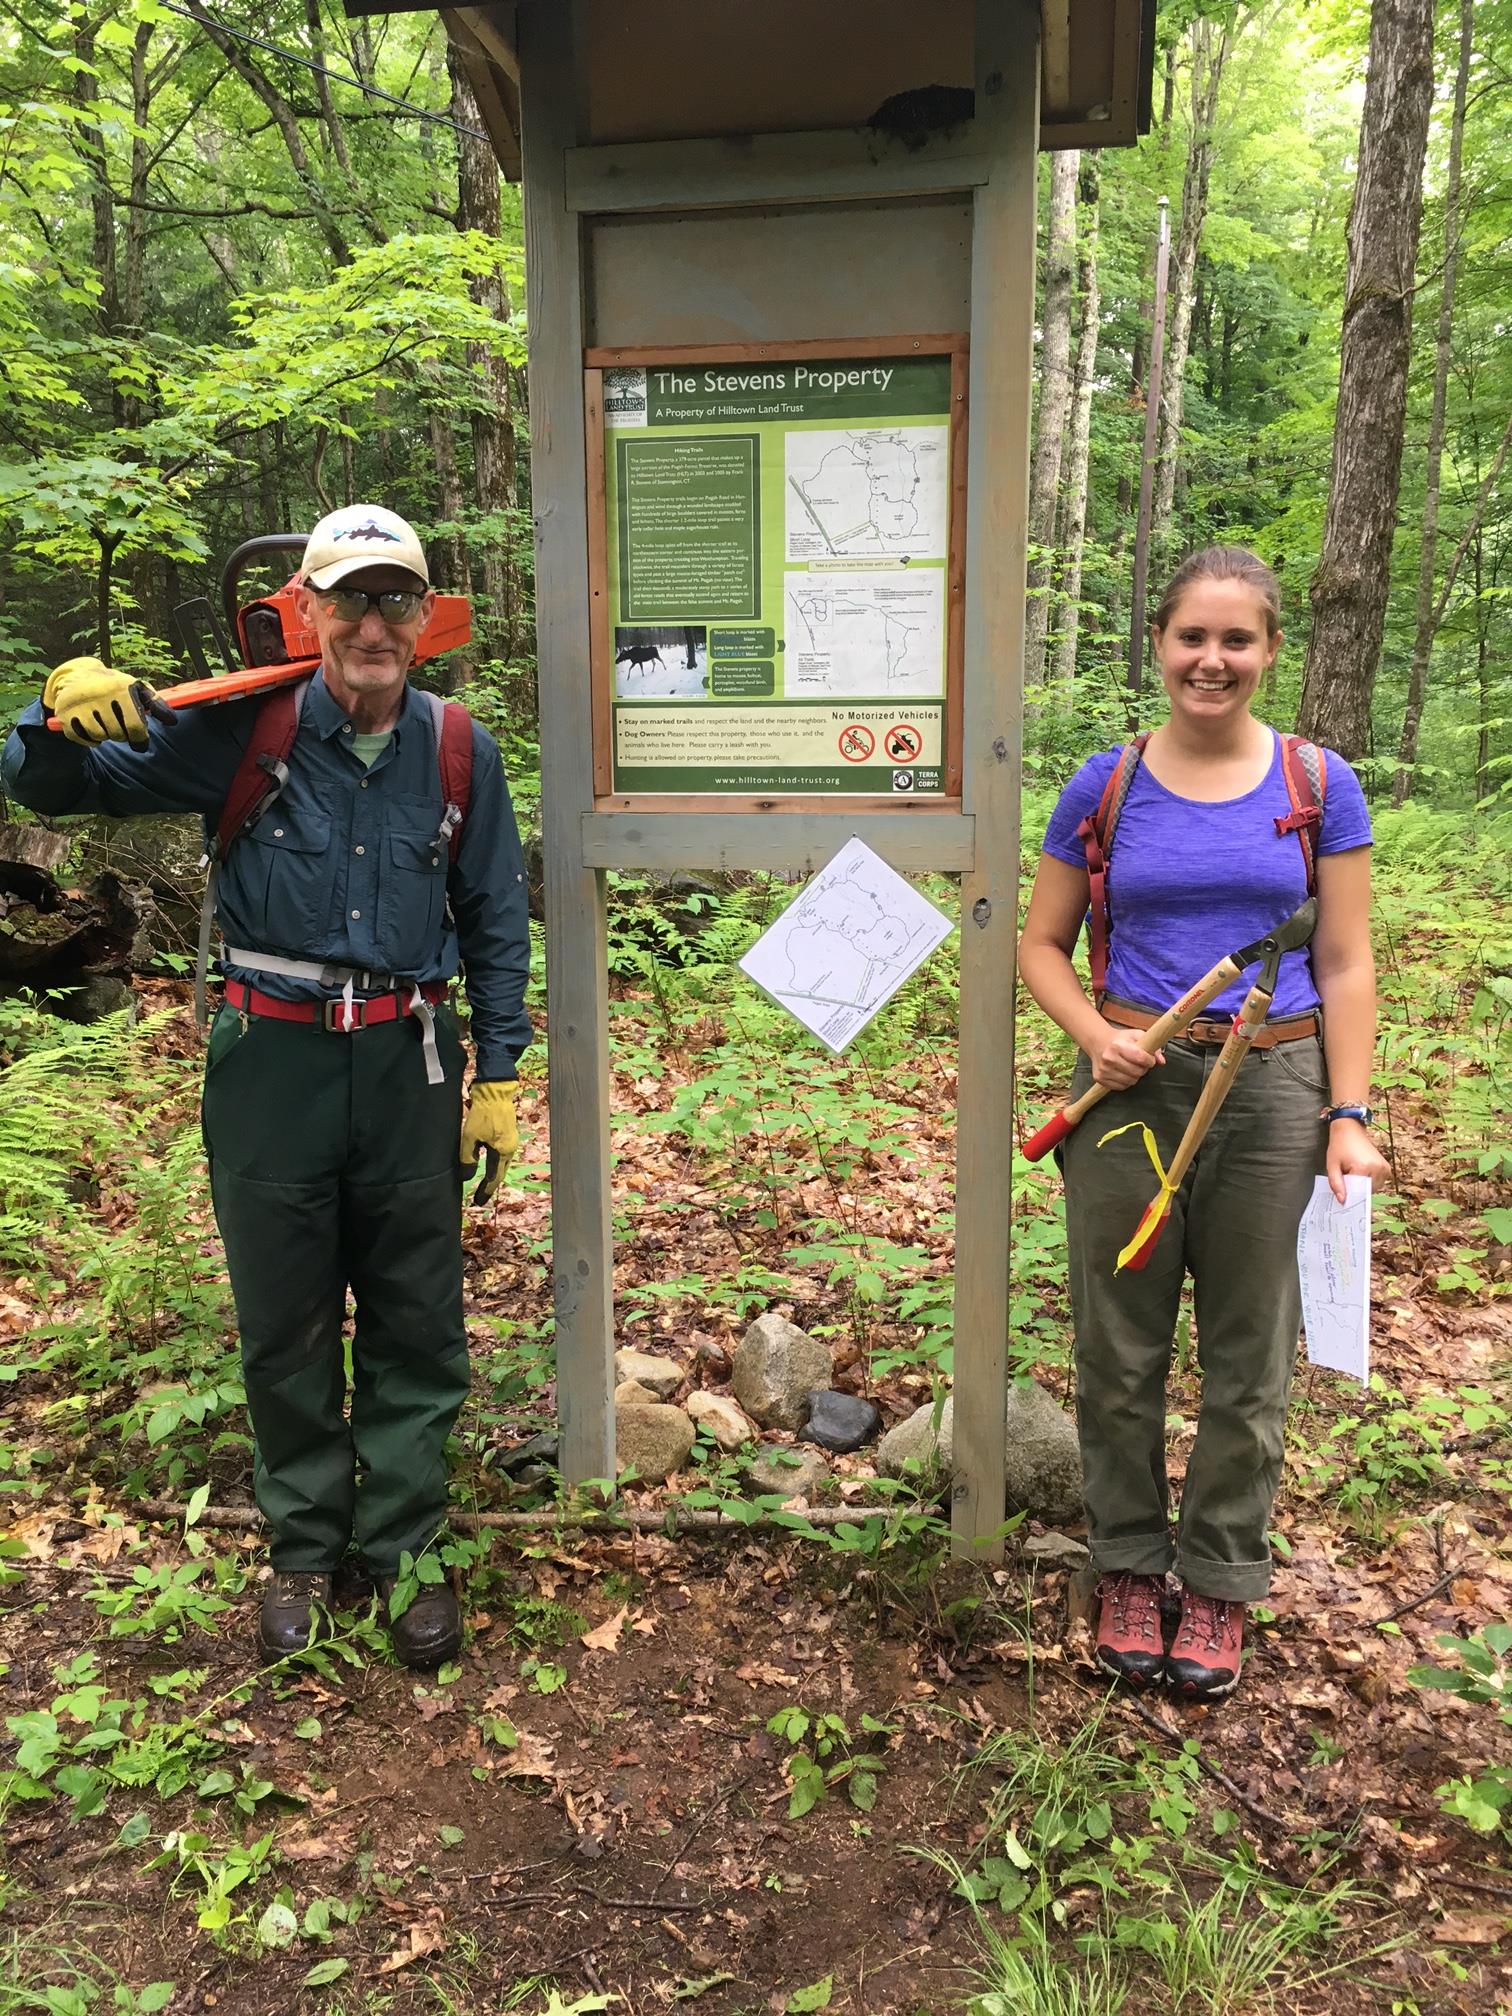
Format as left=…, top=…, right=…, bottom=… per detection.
left=2, top=505, right=530, bottom=1668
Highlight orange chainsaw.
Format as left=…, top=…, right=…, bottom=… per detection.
left=48, top=533, right=471, bottom=727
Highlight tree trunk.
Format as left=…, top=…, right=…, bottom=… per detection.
left=1152, top=18, right=1233, bottom=545
left=449, top=42, right=521, bottom=677
left=1052, top=155, right=1102, bottom=693
left=1023, top=149, right=1079, bottom=691
left=1391, top=0, right=1472, bottom=807
left=1296, top=0, right=1436, bottom=760
left=427, top=405, right=471, bottom=692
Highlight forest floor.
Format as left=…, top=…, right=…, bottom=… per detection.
left=2, top=834, right=1511, bottom=2016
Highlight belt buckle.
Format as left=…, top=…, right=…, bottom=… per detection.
left=323, top=997, right=361, bottom=1033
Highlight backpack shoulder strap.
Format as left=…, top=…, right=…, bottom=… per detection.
left=422, top=688, right=474, bottom=865
left=214, top=679, right=309, bottom=859
left=1275, top=732, right=1328, bottom=893
left=1075, top=732, right=1150, bottom=1000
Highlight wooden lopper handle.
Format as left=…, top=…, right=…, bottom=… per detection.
left=1020, top=953, right=1244, bottom=1162
left=1153, top=974, right=1274, bottom=1194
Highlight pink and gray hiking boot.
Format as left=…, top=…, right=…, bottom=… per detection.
left=1093, top=1571, right=1167, bottom=1687
left=1167, top=1591, right=1245, bottom=1700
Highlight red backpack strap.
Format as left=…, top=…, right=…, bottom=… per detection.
left=422, top=689, right=474, bottom=864
left=1275, top=732, right=1327, bottom=893
left=214, top=680, right=308, bottom=859
left=1075, top=732, right=1150, bottom=999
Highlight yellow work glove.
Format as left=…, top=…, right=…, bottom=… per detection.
left=460, top=1079, right=519, bottom=1204
left=43, top=657, right=166, bottom=748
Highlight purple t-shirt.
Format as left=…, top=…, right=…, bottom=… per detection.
left=1041, top=733, right=1372, bottom=1017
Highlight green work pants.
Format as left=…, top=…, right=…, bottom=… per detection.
left=202, top=1004, right=469, bottom=1574
left=1061, top=1029, right=1329, bottom=1601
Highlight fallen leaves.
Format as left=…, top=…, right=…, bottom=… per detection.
left=377, top=1919, right=446, bottom=1973
left=580, top=1604, right=629, bottom=1653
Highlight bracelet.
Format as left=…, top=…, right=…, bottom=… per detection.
left=1321, top=1102, right=1374, bottom=1126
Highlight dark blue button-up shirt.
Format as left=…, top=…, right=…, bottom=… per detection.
left=2, top=675, right=532, bottom=1081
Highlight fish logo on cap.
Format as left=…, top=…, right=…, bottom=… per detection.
left=332, top=520, right=402, bottom=544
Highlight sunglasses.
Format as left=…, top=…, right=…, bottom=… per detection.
left=316, top=587, right=427, bottom=624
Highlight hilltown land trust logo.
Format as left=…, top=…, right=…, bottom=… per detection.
left=602, top=367, right=647, bottom=427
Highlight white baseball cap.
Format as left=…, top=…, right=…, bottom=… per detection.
left=301, top=505, right=429, bottom=590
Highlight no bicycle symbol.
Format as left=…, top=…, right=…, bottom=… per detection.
left=885, top=723, right=923, bottom=763
left=838, top=723, right=875, bottom=763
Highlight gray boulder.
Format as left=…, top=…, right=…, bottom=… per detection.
left=799, top=1390, right=881, bottom=1453
left=1004, top=1381, right=1084, bottom=1525
left=613, top=1348, right=685, bottom=1401
left=748, top=1445, right=830, bottom=1499
left=614, top=1404, right=696, bottom=1479
left=874, top=1384, right=1083, bottom=1523
left=732, top=1315, right=831, bottom=1431
left=686, top=1390, right=756, bottom=1452
left=876, top=1395, right=953, bottom=1478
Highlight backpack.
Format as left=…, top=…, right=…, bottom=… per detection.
left=193, top=680, right=473, bottom=1025
left=1076, top=730, right=1326, bottom=1001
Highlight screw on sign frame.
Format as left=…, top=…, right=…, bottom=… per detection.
left=885, top=723, right=923, bottom=762
left=838, top=724, right=875, bottom=762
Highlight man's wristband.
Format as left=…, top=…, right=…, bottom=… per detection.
left=1321, top=1103, right=1374, bottom=1126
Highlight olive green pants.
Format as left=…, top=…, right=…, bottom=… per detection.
left=202, top=1004, right=469, bottom=1574
left=1062, top=1030, right=1328, bottom=1600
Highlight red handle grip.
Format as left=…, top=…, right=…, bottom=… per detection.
left=1022, top=1106, right=1074, bottom=1162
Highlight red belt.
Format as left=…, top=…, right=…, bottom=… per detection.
left=223, top=978, right=447, bottom=1033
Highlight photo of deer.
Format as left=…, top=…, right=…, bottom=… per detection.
left=614, top=625, right=708, bottom=698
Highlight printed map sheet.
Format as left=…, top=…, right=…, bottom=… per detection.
left=784, top=571, right=945, bottom=698
left=785, top=426, right=948, bottom=561
left=1297, top=1174, right=1371, bottom=1382
left=738, top=836, right=955, bottom=1052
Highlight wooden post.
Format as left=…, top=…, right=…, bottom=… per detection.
left=519, top=1, right=616, bottom=1487
left=950, top=0, right=1040, bottom=1561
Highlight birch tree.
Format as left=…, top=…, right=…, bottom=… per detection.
left=1052, top=154, right=1102, bottom=692
left=1152, top=16, right=1236, bottom=546
left=1023, top=150, right=1079, bottom=691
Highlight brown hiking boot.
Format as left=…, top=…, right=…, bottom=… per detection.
left=376, top=1577, right=461, bottom=1669
left=1168, top=1591, right=1245, bottom=1701
left=257, top=1571, right=334, bottom=1660
left=1093, top=1571, right=1167, bottom=1687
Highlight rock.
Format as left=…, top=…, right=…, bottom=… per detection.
left=748, top=1445, right=830, bottom=1499
left=1004, top=1381, right=1084, bottom=1526
left=693, top=1337, right=732, bottom=1378
left=613, top=1348, right=685, bottom=1401
left=686, top=1390, right=756, bottom=1453
left=732, top=1315, right=831, bottom=1431
left=799, top=1390, right=881, bottom=1454
left=873, top=1385, right=1083, bottom=1523
left=499, top=1432, right=558, bottom=1476
left=876, top=1395, right=953, bottom=1478
left=614, top=1378, right=661, bottom=1408
left=615, top=1405, right=696, bottom=1480
left=1020, top=1532, right=1090, bottom=1571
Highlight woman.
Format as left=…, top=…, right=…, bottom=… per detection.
left=1018, top=546, right=1388, bottom=1702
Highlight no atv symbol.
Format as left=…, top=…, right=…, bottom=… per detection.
left=885, top=724, right=923, bottom=763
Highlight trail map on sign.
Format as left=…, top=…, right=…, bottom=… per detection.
left=1297, top=1175, right=1371, bottom=1382
left=738, top=836, right=955, bottom=1052
left=785, top=426, right=948, bottom=561
left=785, top=571, right=945, bottom=697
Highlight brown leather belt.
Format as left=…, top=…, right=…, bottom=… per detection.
left=1102, top=999, right=1320, bottom=1049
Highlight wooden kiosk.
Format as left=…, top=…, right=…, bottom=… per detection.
left=405, top=0, right=1154, bottom=1552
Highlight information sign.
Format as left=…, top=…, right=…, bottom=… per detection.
left=588, top=343, right=965, bottom=803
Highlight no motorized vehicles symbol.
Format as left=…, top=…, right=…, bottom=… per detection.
left=838, top=724, right=875, bottom=762
left=885, top=723, right=923, bottom=763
